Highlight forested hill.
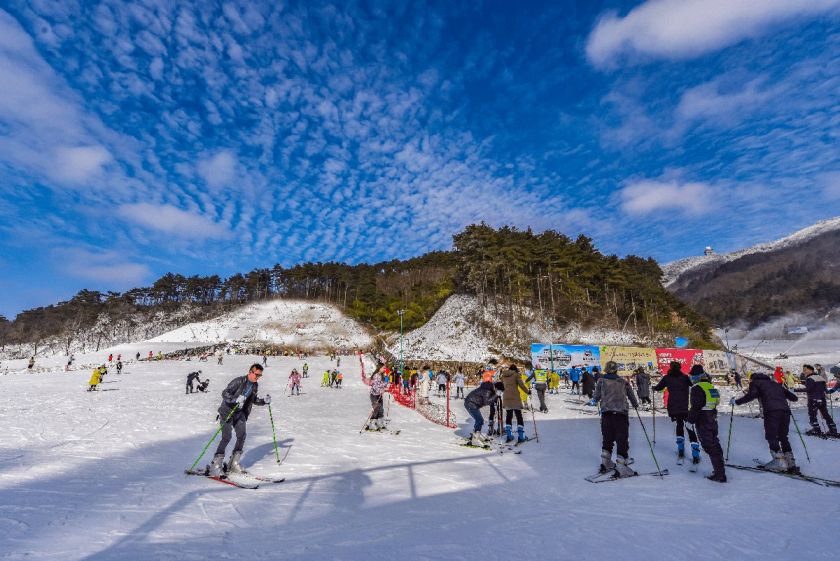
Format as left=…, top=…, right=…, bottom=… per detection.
left=0, top=224, right=714, bottom=352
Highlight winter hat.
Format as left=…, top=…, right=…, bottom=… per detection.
left=803, top=364, right=815, bottom=373
left=689, top=364, right=705, bottom=377
left=604, top=361, right=619, bottom=374
left=494, top=381, right=505, bottom=392
left=509, top=364, right=519, bottom=372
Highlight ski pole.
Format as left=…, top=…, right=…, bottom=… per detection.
left=789, top=409, right=811, bottom=463
left=267, top=403, right=281, bottom=464
left=652, top=393, right=656, bottom=445
left=188, top=404, right=239, bottom=472
left=359, top=405, right=375, bottom=433
left=633, top=406, right=664, bottom=478
left=725, top=400, right=735, bottom=461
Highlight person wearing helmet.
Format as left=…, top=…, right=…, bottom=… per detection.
left=207, top=364, right=271, bottom=476
left=591, top=360, right=639, bottom=477
left=688, top=366, right=726, bottom=482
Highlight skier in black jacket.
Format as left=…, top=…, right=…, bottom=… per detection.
left=794, top=364, right=837, bottom=436
left=688, top=368, right=726, bottom=482
left=734, top=371, right=799, bottom=473
left=208, top=364, right=271, bottom=476
left=464, top=381, right=500, bottom=445
left=653, top=361, right=699, bottom=466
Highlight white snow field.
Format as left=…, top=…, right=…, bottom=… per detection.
left=2, top=350, right=839, bottom=560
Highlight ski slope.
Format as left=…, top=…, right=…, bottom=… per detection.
left=2, top=350, right=839, bottom=560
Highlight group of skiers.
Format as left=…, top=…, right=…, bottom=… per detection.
left=320, top=369, right=343, bottom=388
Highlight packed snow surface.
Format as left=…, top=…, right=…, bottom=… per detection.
left=147, top=299, right=373, bottom=350
left=661, top=215, right=840, bottom=286
left=2, top=347, right=838, bottom=560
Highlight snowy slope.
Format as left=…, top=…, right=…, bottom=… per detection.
left=391, top=294, right=651, bottom=362
left=147, top=299, right=373, bottom=351
left=662, top=215, right=840, bottom=286
left=1, top=352, right=838, bottom=561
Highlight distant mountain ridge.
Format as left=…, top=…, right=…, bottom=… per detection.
left=663, top=216, right=840, bottom=328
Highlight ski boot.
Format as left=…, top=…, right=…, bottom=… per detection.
left=691, top=442, right=701, bottom=468
left=829, top=426, right=839, bottom=437
left=676, top=436, right=685, bottom=460
left=208, top=454, right=225, bottom=477
left=516, top=426, right=526, bottom=444
left=228, top=451, right=246, bottom=474
left=504, top=424, right=514, bottom=443
left=760, top=451, right=787, bottom=472
left=705, top=472, right=727, bottom=483
left=806, top=426, right=822, bottom=436
left=599, top=449, right=615, bottom=474
left=615, top=456, right=637, bottom=477
left=783, top=452, right=800, bottom=475
left=377, top=418, right=388, bottom=430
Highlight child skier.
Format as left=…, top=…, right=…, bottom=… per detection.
left=367, top=371, right=388, bottom=430
left=454, top=368, right=465, bottom=399
left=288, top=369, right=302, bottom=396
left=321, top=370, right=331, bottom=387
left=654, top=361, right=700, bottom=467
left=591, top=361, right=639, bottom=477
left=208, top=364, right=271, bottom=476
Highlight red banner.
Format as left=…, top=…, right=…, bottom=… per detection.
left=654, top=348, right=704, bottom=375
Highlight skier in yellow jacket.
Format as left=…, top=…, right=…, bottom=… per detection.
left=87, top=367, right=103, bottom=391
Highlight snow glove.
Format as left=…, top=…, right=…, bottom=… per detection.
left=263, top=394, right=271, bottom=404
left=235, top=395, right=246, bottom=407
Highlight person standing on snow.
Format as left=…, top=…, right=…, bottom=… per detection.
left=367, top=370, right=388, bottom=430
left=688, top=367, right=726, bottom=483
left=569, top=366, right=581, bottom=395
left=288, top=368, right=302, bottom=396
left=186, top=370, right=202, bottom=394
left=733, top=370, right=799, bottom=473
left=634, top=366, right=651, bottom=406
left=581, top=367, right=596, bottom=400
left=436, top=371, right=448, bottom=397
left=463, top=379, right=499, bottom=445
left=591, top=360, right=639, bottom=477
left=87, top=366, right=103, bottom=391
left=527, top=364, right=549, bottom=413
left=500, top=365, right=529, bottom=443
left=794, top=364, right=837, bottom=436
left=302, top=363, right=309, bottom=378
left=454, top=368, right=466, bottom=399
left=653, top=361, right=700, bottom=467
left=208, top=363, right=271, bottom=476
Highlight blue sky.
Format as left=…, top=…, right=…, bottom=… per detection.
left=1, top=0, right=839, bottom=318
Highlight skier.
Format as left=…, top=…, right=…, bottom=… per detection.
left=208, top=364, right=271, bottom=476
left=367, top=370, right=388, bottom=431
left=500, top=365, right=529, bottom=443
left=336, top=356, right=341, bottom=368
left=108, top=354, right=113, bottom=363
left=733, top=370, right=799, bottom=473
left=336, top=371, right=343, bottom=388
left=186, top=370, right=201, bottom=394
left=197, top=378, right=210, bottom=392
left=527, top=364, right=549, bottom=413
left=136, top=352, right=141, bottom=361
left=454, top=368, right=465, bottom=399
left=288, top=369, right=302, bottom=395
left=321, top=370, right=330, bottom=387
left=569, top=366, right=581, bottom=395
left=436, top=371, right=448, bottom=397
left=87, top=366, right=103, bottom=391
left=302, top=363, right=309, bottom=378
left=795, top=364, right=837, bottom=436
left=262, top=354, right=268, bottom=367
left=591, top=361, right=639, bottom=477
left=733, top=369, right=742, bottom=389
left=581, top=367, right=596, bottom=400
left=463, top=379, right=499, bottom=445
left=633, top=366, right=651, bottom=406
left=549, top=370, right=560, bottom=394
left=330, top=369, right=338, bottom=388
left=687, top=368, right=726, bottom=483
left=216, top=351, right=224, bottom=365
left=653, top=361, right=700, bottom=467
left=116, top=360, right=123, bottom=375
left=27, top=356, right=35, bottom=371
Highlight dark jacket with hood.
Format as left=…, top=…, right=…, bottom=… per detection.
left=219, top=375, right=267, bottom=420
left=797, top=372, right=832, bottom=401
left=581, top=369, right=596, bottom=395
left=653, top=365, right=692, bottom=415
left=735, top=372, right=798, bottom=412
left=465, top=381, right=497, bottom=410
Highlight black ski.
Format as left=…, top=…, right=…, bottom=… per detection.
left=184, top=469, right=259, bottom=489
left=724, top=463, right=840, bottom=488
left=585, top=469, right=669, bottom=483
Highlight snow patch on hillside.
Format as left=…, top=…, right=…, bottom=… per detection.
left=390, top=295, right=652, bottom=363
left=148, top=299, right=373, bottom=350
left=662, top=215, right=840, bottom=287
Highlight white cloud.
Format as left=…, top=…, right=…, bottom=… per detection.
left=618, top=178, right=716, bottom=215
left=62, top=248, right=151, bottom=286
left=116, top=203, right=230, bottom=239
left=586, top=0, right=840, bottom=68
left=196, top=150, right=237, bottom=188
left=51, top=145, right=112, bottom=183
left=821, top=172, right=840, bottom=200
left=675, top=78, right=774, bottom=125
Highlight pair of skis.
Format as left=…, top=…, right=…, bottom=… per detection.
left=725, top=459, right=840, bottom=488
left=585, top=469, right=669, bottom=483
left=185, top=468, right=285, bottom=489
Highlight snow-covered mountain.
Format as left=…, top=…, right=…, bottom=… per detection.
left=148, top=299, right=373, bottom=351
left=663, top=216, right=840, bottom=328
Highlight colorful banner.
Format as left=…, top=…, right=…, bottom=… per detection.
left=702, top=350, right=732, bottom=377
left=654, top=348, right=704, bottom=375
left=599, top=346, right=658, bottom=377
left=530, top=344, right=600, bottom=372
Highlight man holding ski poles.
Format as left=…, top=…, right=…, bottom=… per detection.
left=208, top=363, right=271, bottom=476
